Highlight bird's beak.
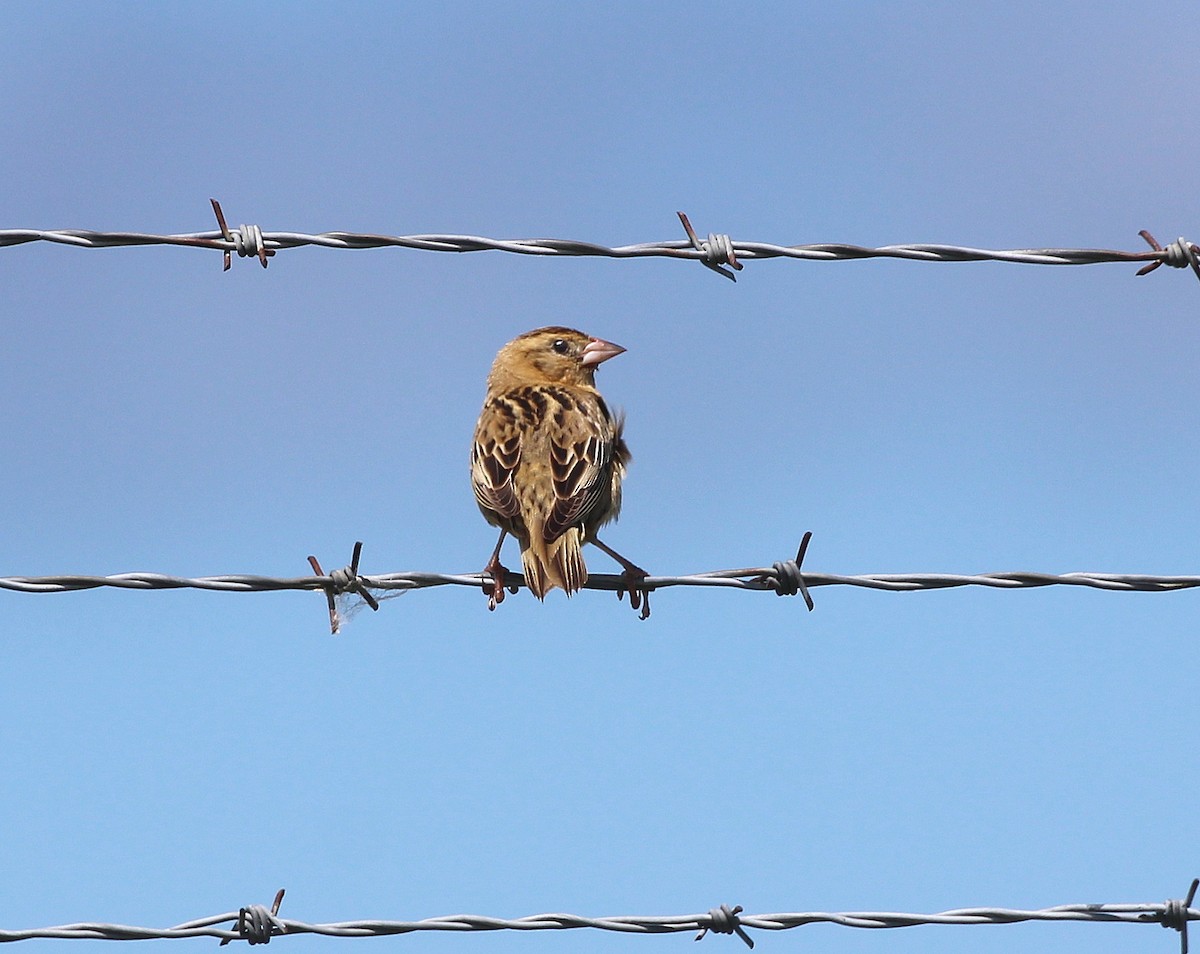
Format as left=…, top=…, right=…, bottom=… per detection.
left=581, top=336, right=626, bottom=367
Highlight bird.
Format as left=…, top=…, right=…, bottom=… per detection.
left=470, top=326, right=650, bottom=617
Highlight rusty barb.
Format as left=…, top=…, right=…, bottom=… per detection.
left=1136, top=230, right=1200, bottom=282
left=210, top=198, right=273, bottom=270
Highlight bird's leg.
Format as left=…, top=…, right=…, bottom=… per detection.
left=591, top=537, right=651, bottom=620
left=482, top=530, right=510, bottom=611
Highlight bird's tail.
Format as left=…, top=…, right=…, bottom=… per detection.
left=522, top=526, right=587, bottom=599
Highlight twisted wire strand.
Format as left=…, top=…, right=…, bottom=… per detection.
left=0, top=227, right=1167, bottom=264
left=2, top=211, right=1195, bottom=281
left=3, top=899, right=1196, bottom=944
left=2, top=567, right=1199, bottom=596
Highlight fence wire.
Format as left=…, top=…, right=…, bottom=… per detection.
left=5, top=567, right=1198, bottom=596
left=4, top=886, right=1197, bottom=948
left=3, top=538, right=1197, bottom=630
left=2, top=203, right=1197, bottom=282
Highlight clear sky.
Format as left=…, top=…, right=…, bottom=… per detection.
left=4, top=4, right=1199, bottom=954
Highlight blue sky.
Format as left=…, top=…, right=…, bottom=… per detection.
left=3, top=4, right=1199, bottom=954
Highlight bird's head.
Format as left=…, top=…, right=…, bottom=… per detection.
left=487, top=326, right=626, bottom=391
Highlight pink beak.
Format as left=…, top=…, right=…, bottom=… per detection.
left=581, top=336, right=626, bottom=367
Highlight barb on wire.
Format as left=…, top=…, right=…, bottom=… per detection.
left=695, top=905, right=754, bottom=949
left=677, top=212, right=742, bottom=281
left=210, top=199, right=272, bottom=270
left=2, top=203, right=1196, bottom=283
left=761, top=530, right=814, bottom=610
left=4, top=889, right=1198, bottom=945
left=1154, top=879, right=1200, bottom=954
left=1137, top=231, right=1200, bottom=281
left=219, top=890, right=285, bottom=947
left=307, top=542, right=379, bottom=635
left=3, top=535, right=1200, bottom=628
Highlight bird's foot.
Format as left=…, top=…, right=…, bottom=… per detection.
left=615, top=564, right=652, bottom=620
left=592, top=537, right=652, bottom=620
left=482, top=558, right=511, bottom=611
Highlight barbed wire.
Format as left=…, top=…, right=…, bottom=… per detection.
left=5, top=881, right=1198, bottom=948
left=2, top=201, right=1197, bottom=283
left=3, top=538, right=1198, bottom=631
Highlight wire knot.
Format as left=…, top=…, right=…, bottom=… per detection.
left=1161, top=238, right=1200, bottom=274
left=695, top=904, right=754, bottom=949
left=327, top=566, right=358, bottom=594
left=772, top=560, right=803, bottom=595
left=766, top=530, right=815, bottom=611
left=308, top=541, right=379, bottom=635
left=232, top=223, right=267, bottom=262
left=235, top=907, right=279, bottom=945
left=677, top=211, right=743, bottom=281
left=1162, top=899, right=1188, bottom=932
left=220, top=890, right=286, bottom=946
left=702, top=232, right=736, bottom=267
left=1158, top=879, right=1198, bottom=954
left=210, top=198, right=274, bottom=269
left=236, top=905, right=283, bottom=945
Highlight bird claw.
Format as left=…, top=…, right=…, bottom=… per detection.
left=483, top=561, right=509, bottom=611
left=616, top=566, right=652, bottom=620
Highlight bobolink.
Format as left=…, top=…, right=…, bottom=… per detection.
left=471, top=327, right=649, bottom=617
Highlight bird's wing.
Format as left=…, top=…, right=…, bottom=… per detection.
left=471, top=400, right=523, bottom=521
left=543, top=396, right=613, bottom=543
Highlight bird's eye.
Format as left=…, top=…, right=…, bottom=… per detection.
left=552, top=339, right=570, bottom=354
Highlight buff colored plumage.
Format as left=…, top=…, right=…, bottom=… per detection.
left=471, top=327, right=648, bottom=615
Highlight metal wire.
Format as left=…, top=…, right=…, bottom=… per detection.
left=2, top=565, right=1197, bottom=596
left=4, top=567, right=1200, bottom=596
left=3, top=536, right=1197, bottom=633
left=3, top=203, right=1197, bottom=282
left=3, top=893, right=1197, bottom=946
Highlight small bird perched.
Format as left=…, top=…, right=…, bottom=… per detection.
left=471, top=326, right=650, bottom=617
